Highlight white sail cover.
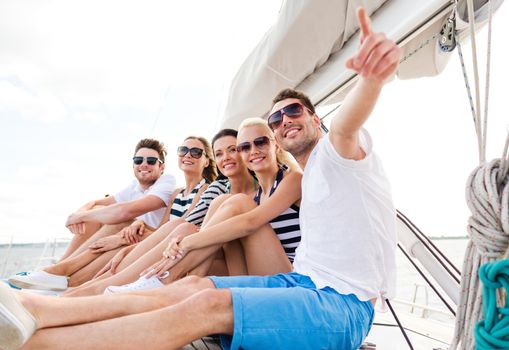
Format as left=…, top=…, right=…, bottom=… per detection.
left=221, top=0, right=503, bottom=129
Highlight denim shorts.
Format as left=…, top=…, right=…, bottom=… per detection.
left=209, top=272, right=374, bottom=350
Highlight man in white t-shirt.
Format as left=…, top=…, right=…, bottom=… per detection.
left=0, top=8, right=398, bottom=350
left=63, top=138, right=176, bottom=255
left=7, top=138, right=176, bottom=291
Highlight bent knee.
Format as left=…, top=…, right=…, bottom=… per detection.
left=193, top=288, right=232, bottom=311
left=220, top=193, right=256, bottom=213
left=169, top=222, right=199, bottom=239
left=178, top=275, right=215, bottom=290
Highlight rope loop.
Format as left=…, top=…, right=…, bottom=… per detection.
left=475, top=259, right=509, bottom=349
left=478, top=263, right=501, bottom=289
left=465, top=159, right=509, bottom=257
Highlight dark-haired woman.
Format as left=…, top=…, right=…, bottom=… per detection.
left=103, top=118, right=302, bottom=293
left=65, top=130, right=258, bottom=296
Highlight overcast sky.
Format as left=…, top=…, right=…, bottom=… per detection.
left=0, top=1, right=507, bottom=244
left=0, top=1, right=281, bottom=243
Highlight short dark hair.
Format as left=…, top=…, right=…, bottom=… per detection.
left=134, top=138, right=167, bottom=163
left=272, top=88, right=315, bottom=114
left=211, top=129, right=238, bottom=147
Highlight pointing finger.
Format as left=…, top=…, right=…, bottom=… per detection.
left=357, top=7, right=372, bottom=40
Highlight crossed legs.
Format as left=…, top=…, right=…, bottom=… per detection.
left=64, top=197, right=230, bottom=296
left=40, top=222, right=131, bottom=286
left=65, top=193, right=291, bottom=296
left=63, top=218, right=193, bottom=296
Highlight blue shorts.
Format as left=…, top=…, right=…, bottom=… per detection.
left=209, top=272, right=374, bottom=350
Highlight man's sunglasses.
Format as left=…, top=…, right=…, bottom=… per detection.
left=236, top=136, right=271, bottom=153
left=267, top=102, right=310, bottom=131
left=133, top=156, right=162, bottom=165
left=177, top=146, right=204, bottom=159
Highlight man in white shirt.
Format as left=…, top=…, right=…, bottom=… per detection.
left=62, top=138, right=176, bottom=257
left=8, top=138, right=176, bottom=290
left=0, top=8, right=398, bottom=350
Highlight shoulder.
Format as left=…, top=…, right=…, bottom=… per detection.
left=324, top=129, right=373, bottom=160
left=114, top=179, right=139, bottom=201
left=204, top=179, right=229, bottom=193
left=282, top=168, right=303, bottom=183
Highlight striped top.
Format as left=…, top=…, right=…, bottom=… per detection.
left=185, top=178, right=229, bottom=227
left=170, top=179, right=208, bottom=220
left=254, top=168, right=301, bottom=262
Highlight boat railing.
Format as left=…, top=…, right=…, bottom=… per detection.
left=0, top=235, right=70, bottom=278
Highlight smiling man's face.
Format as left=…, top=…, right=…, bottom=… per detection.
left=270, top=98, right=321, bottom=160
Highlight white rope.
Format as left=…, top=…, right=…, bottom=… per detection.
left=466, top=0, right=485, bottom=163
left=451, top=159, right=509, bottom=349
left=449, top=1, right=509, bottom=348
left=483, top=2, right=492, bottom=164
left=500, top=133, right=509, bottom=186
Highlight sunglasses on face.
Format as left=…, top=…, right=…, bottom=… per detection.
left=236, top=136, right=271, bottom=153
left=177, top=146, right=204, bottom=159
left=267, top=102, right=309, bottom=131
left=133, top=156, right=162, bottom=166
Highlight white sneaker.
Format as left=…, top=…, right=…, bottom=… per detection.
left=0, top=282, right=37, bottom=350
left=8, top=271, right=68, bottom=291
left=104, top=272, right=169, bottom=294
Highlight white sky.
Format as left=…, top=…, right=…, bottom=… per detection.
left=0, top=1, right=507, bottom=243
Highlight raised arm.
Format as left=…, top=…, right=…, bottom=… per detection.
left=179, top=171, right=302, bottom=253
left=330, top=7, right=400, bottom=160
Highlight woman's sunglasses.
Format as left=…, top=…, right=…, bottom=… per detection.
left=133, top=156, right=162, bottom=165
left=267, top=102, right=309, bottom=131
left=236, top=136, right=271, bottom=153
left=177, top=146, right=204, bottom=159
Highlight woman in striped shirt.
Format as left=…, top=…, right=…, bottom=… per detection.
left=65, top=130, right=258, bottom=296
left=156, top=118, right=302, bottom=279
left=99, top=119, right=302, bottom=294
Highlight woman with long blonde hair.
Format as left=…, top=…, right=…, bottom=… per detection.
left=104, top=118, right=302, bottom=293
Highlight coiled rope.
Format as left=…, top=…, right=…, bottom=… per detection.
left=450, top=1, right=509, bottom=349
left=475, top=259, right=509, bottom=349
left=452, top=159, right=509, bottom=349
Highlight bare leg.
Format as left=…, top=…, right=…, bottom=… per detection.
left=67, top=248, right=121, bottom=287
left=114, top=218, right=186, bottom=272
left=21, top=284, right=233, bottom=350
left=177, top=194, right=291, bottom=279
left=223, top=240, right=248, bottom=275
left=59, top=221, right=102, bottom=261
left=49, top=226, right=155, bottom=282
left=15, top=276, right=210, bottom=327
left=163, top=195, right=244, bottom=281
left=66, top=196, right=231, bottom=296
left=65, top=222, right=131, bottom=259
left=64, top=221, right=194, bottom=296
left=44, top=249, right=111, bottom=277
